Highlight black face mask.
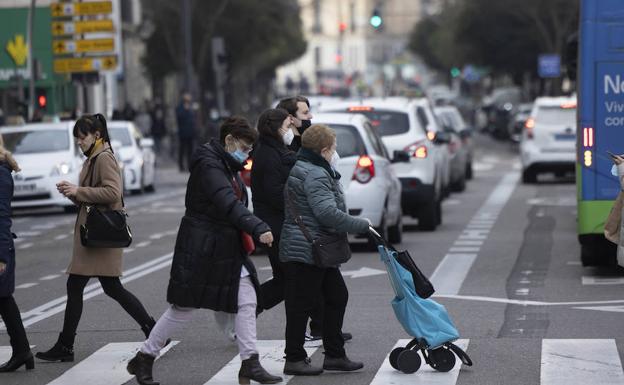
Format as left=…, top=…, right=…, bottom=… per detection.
left=300, top=119, right=312, bottom=132
left=82, top=141, right=96, bottom=157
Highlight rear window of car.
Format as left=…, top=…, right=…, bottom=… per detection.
left=343, top=110, right=410, bottom=136
left=327, top=124, right=367, bottom=158
left=109, top=127, right=133, bottom=147
left=2, top=129, right=69, bottom=154
left=535, top=106, right=576, bottom=125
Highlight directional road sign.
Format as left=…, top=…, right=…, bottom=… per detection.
left=52, top=38, right=115, bottom=55
left=51, top=20, right=114, bottom=36
left=51, top=1, right=112, bottom=17
left=53, top=56, right=117, bottom=73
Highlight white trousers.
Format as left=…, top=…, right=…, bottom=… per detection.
left=141, top=276, right=258, bottom=360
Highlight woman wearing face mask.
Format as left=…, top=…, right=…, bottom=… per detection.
left=36, top=114, right=159, bottom=363
left=279, top=124, right=371, bottom=376
left=250, top=108, right=297, bottom=311
left=127, top=116, right=281, bottom=385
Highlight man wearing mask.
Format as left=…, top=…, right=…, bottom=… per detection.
left=276, top=96, right=313, bottom=152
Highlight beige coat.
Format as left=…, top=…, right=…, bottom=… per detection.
left=67, top=143, right=124, bottom=277
left=605, top=163, right=624, bottom=266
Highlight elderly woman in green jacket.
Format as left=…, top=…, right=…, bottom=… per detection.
left=279, top=124, right=371, bottom=376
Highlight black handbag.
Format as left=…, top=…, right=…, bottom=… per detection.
left=79, top=151, right=132, bottom=248
left=285, top=188, right=351, bottom=268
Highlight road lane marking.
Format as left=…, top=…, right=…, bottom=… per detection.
left=434, top=294, right=624, bottom=307
left=54, top=234, right=70, bottom=240
left=135, top=241, right=151, bottom=248
left=574, top=305, right=624, bottom=313
left=31, top=223, right=57, bottom=230
left=45, top=341, right=178, bottom=385
left=341, top=267, right=386, bottom=278
left=40, top=274, right=61, bottom=281
left=370, top=339, right=469, bottom=385
left=541, top=339, right=624, bottom=385
left=17, top=231, right=41, bottom=237
left=454, top=240, right=483, bottom=246
left=582, top=277, right=624, bottom=285
left=15, top=282, right=38, bottom=289
left=449, top=247, right=480, bottom=253
left=18, top=242, right=33, bottom=250
left=430, top=173, right=519, bottom=295
left=202, top=340, right=318, bottom=385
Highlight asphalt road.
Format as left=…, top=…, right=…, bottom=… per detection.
left=2, top=135, right=624, bottom=385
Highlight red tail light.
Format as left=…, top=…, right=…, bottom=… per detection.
left=240, top=159, right=253, bottom=187
left=404, top=141, right=427, bottom=159
left=352, top=155, right=375, bottom=183
left=525, top=118, right=535, bottom=139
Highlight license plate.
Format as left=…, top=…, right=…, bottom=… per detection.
left=14, top=184, right=36, bottom=193
left=554, top=134, right=575, bottom=141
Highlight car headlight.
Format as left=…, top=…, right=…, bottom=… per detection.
left=50, top=162, right=72, bottom=176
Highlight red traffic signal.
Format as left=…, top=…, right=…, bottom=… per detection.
left=339, top=22, right=347, bottom=33
left=38, top=94, right=47, bottom=108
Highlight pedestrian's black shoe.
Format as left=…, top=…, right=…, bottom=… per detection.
left=341, top=332, right=353, bottom=342
left=127, top=351, right=159, bottom=385
left=307, top=332, right=353, bottom=342
left=323, top=355, right=364, bottom=371
left=283, top=357, right=323, bottom=376
left=0, top=351, right=34, bottom=372
left=35, top=341, right=74, bottom=362
left=238, top=353, right=282, bottom=384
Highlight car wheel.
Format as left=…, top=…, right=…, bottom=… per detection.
left=388, top=214, right=403, bottom=244
left=418, top=202, right=438, bottom=231
left=144, top=184, right=156, bottom=193
left=436, top=199, right=442, bottom=226
left=522, top=169, right=537, bottom=184
left=451, top=174, right=466, bottom=192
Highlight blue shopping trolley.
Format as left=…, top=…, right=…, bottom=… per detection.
left=370, top=228, right=473, bottom=374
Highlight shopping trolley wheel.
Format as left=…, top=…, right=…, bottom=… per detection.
left=429, top=347, right=456, bottom=372
left=389, top=347, right=405, bottom=370
left=397, top=349, right=421, bottom=374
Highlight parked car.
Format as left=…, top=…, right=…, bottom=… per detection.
left=434, top=106, right=472, bottom=190
left=508, top=102, right=534, bottom=143
left=0, top=122, right=82, bottom=211
left=320, top=97, right=451, bottom=231
left=520, top=96, right=577, bottom=183
left=108, top=121, right=156, bottom=193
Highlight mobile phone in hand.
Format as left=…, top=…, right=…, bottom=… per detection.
left=607, top=151, right=618, bottom=159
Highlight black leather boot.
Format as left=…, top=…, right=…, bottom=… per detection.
left=283, top=357, right=323, bottom=376
left=35, top=338, right=74, bottom=362
left=238, top=354, right=282, bottom=384
left=127, top=351, right=159, bottom=385
left=0, top=351, right=34, bottom=372
left=323, top=355, right=364, bottom=371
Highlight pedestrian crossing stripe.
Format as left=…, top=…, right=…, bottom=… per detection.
left=202, top=340, right=319, bottom=384
left=44, top=341, right=178, bottom=385
left=370, top=339, right=469, bottom=385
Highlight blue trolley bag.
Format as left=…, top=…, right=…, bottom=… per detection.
left=370, top=228, right=473, bottom=374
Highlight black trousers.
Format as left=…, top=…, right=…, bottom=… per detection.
left=0, top=295, right=29, bottom=355
left=178, top=138, right=194, bottom=171
left=59, top=274, right=152, bottom=346
left=284, top=262, right=347, bottom=362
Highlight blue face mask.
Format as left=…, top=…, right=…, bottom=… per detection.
left=229, top=149, right=249, bottom=163
left=612, top=164, right=619, bottom=177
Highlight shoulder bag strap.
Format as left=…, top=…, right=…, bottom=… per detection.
left=284, top=186, right=315, bottom=244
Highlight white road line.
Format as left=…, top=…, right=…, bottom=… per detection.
left=453, top=240, right=483, bottom=246
left=54, top=234, right=70, bottom=240
left=18, top=242, right=33, bottom=250
left=40, top=274, right=61, bottom=281
left=582, top=277, right=624, bottom=285
left=434, top=294, right=624, bottom=307
left=31, top=223, right=57, bottom=230
left=430, top=254, right=478, bottom=295
left=17, top=231, right=41, bottom=237
left=135, top=241, right=151, bottom=248
left=449, top=247, right=480, bottom=253
left=45, top=341, right=178, bottom=385
left=443, top=199, right=461, bottom=206
left=203, top=340, right=318, bottom=385
left=541, top=339, right=624, bottom=385
left=370, top=339, right=469, bottom=385
left=15, top=282, right=38, bottom=289
left=567, top=261, right=582, bottom=266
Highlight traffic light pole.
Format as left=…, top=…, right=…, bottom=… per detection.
left=27, top=0, right=36, bottom=121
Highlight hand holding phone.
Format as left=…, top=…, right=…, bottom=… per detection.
left=607, top=150, right=617, bottom=159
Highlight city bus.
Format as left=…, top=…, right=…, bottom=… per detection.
left=577, top=0, right=624, bottom=266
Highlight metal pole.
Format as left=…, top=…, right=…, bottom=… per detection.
left=182, top=0, right=193, bottom=94
left=27, top=0, right=36, bottom=121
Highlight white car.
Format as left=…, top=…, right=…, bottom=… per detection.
left=320, top=97, right=451, bottom=231
left=314, top=112, right=405, bottom=245
left=1, top=122, right=82, bottom=211
left=520, top=96, right=577, bottom=183
left=108, top=121, right=156, bottom=193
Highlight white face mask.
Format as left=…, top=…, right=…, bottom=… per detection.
left=330, top=151, right=340, bottom=168
left=612, top=164, right=619, bottom=177
left=282, top=128, right=294, bottom=145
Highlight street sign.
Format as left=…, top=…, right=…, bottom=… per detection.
left=51, top=1, right=112, bottom=17
left=51, top=20, right=114, bottom=36
left=538, top=54, right=561, bottom=78
left=52, top=38, right=114, bottom=55
left=53, top=56, right=117, bottom=73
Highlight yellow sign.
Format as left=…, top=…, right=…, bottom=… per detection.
left=51, top=1, right=112, bottom=17
left=52, top=38, right=114, bottom=55
left=5, top=34, right=28, bottom=67
left=53, top=56, right=117, bottom=73
left=51, top=20, right=114, bottom=36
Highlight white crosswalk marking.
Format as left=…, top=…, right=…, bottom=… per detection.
left=370, top=339, right=469, bottom=385
left=541, top=339, right=624, bottom=385
left=202, top=340, right=319, bottom=385
left=45, top=341, right=178, bottom=385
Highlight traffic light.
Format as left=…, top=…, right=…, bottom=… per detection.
left=370, top=8, right=383, bottom=29
left=450, top=67, right=461, bottom=78
left=37, top=89, right=47, bottom=109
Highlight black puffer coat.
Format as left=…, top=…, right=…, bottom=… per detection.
left=0, top=162, right=15, bottom=297
left=167, top=140, right=270, bottom=313
left=250, top=135, right=296, bottom=237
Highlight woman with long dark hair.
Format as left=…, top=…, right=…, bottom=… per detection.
left=36, top=114, right=158, bottom=362
left=0, top=134, right=33, bottom=372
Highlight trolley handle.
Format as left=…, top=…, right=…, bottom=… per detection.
left=368, top=226, right=390, bottom=249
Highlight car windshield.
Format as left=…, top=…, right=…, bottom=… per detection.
left=2, top=129, right=70, bottom=154
left=109, top=127, right=133, bottom=146
left=327, top=124, right=366, bottom=158
left=345, top=110, right=410, bottom=136
left=536, top=106, right=576, bottom=125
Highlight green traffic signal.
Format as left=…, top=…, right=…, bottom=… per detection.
left=370, top=15, right=382, bottom=28
left=450, top=67, right=461, bottom=78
